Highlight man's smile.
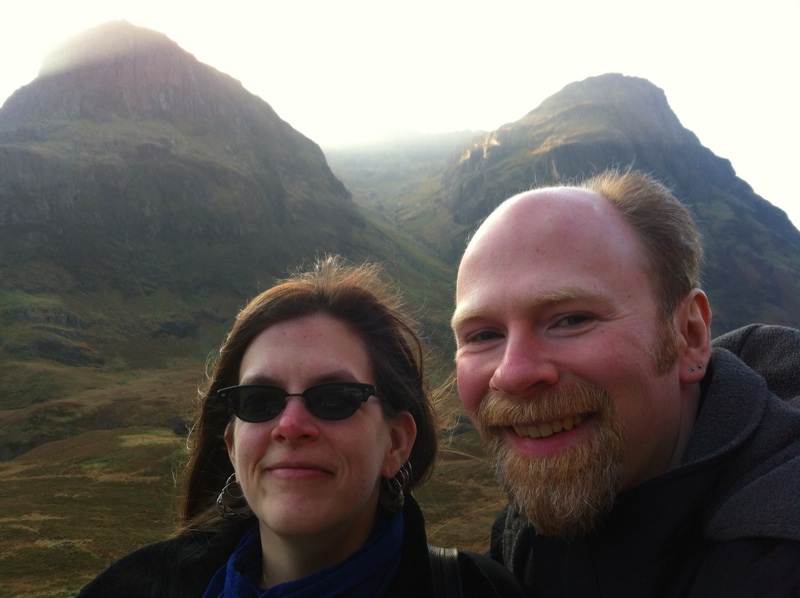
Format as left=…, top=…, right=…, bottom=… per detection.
left=512, top=414, right=586, bottom=438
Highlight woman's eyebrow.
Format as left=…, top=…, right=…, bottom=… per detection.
left=237, top=374, right=281, bottom=386
left=238, top=368, right=360, bottom=387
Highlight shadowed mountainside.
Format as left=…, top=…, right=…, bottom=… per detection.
left=0, top=21, right=455, bottom=460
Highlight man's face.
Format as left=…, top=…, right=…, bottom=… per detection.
left=452, top=188, right=683, bottom=536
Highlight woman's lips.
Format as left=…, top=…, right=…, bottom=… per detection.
left=265, top=460, right=332, bottom=479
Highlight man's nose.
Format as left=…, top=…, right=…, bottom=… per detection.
left=490, top=332, right=559, bottom=395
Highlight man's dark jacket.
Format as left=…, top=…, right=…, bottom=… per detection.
left=76, top=494, right=525, bottom=597
left=491, top=324, right=800, bottom=597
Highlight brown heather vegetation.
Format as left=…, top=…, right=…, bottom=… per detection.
left=0, top=370, right=503, bottom=598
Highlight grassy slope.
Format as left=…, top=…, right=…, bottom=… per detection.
left=0, top=428, right=183, bottom=598
left=0, top=195, right=485, bottom=595
left=0, top=419, right=502, bottom=597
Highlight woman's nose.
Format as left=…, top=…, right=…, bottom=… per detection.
left=270, top=396, right=320, bottom=443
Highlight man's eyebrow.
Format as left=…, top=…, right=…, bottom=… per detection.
left=450, top=306, right=481, bottom=331
left=533, top=286, right=598, bottom=305
left=451, top=285, right=609, bottom=331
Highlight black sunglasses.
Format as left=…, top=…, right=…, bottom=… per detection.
left=217, top=382, right=377, bottom=423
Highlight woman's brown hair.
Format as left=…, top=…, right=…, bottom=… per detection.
left=177, top=255, right=438, bottom=533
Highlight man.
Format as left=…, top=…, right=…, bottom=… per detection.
left=451, top=170, right=800, bottom=596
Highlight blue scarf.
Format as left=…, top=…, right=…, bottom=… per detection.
left=203, top=512, right=403, bottom=598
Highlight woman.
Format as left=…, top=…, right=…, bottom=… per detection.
left=77, top=256, right=524, bottom=597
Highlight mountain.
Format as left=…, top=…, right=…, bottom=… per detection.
left=0, top=21, right=455, bottom=458
left=330, top=74, right=800, bottom=334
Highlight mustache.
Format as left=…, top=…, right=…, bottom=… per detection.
left=477, top=381, right=614, bottom=429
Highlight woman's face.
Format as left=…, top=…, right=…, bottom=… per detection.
left=225, top=313, right=415, bottom=562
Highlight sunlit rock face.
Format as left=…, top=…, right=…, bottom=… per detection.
left=442, top=74, right=706, bottom=224
left=430, top=74, right=800, bottom=333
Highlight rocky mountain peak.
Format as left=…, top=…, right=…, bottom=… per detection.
left=514, top=73, right=698, bottom=146
left=539, top=73, right=696, bottom=144
left=39, top=20, right=179, bottom=77
left=0, top=20, right=355, bottom=318
left=1, top=20, right=253, bottom=125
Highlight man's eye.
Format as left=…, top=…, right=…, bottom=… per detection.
left=555, top=314, right=591, bottom=327
left=466, top=330, right=502, bottom=343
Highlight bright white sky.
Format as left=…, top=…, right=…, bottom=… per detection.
left=2, top=0, right=798, bottom=227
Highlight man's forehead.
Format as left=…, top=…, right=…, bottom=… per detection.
left=461, top=187, right=614, bottom=267
left=466, top=188, right=607, bottom=248
left=455, top=185, right=652, bottom=310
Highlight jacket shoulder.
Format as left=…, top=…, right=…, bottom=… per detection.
left=75, top=525, right=245, bottom=597
left=712, top=324, right=800, bottom=404
left=677, top=537, right=800, bottom=597
left=702, top=326, right=800, bottom=542
left=458, top=550, right=527, bottom=597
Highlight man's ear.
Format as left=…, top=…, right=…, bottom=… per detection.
left=676, top=289, right=712, bottom=384
left=382, top=412, right=417, bottom=479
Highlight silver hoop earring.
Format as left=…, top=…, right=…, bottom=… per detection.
left=381, top=461, right=412, bottom=513
left=216, top=473, right=253, bottom=519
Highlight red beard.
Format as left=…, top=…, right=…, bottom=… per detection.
left=477, top=380, right=625, bottom=537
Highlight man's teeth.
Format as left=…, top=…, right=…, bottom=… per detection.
left=513, top=415, right=584, bottom=438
